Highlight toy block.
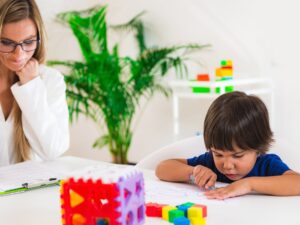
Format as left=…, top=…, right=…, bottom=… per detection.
left=215, top=68, right=223, bottom=77
left=146, top=203, right=166, bottom=217
left=60, top=167, right=145, bottom=225
left=196, top=74, right=210, bottom=81
left=169, top=209, right=185, bottom=222
left=187, top=207, right=203, bottom=219
left=189, top=217, right=206, bottom=225
left=193, top=204, right=207, bottom=218
left=220, top=60, right=232, bottom=67
left=215, top=86, right=234, bottom=94
left=216, top=68, right=233, bottom=77
left=162, top=206, right=176, bottom=221
left=174, top=217, right=191, bottom=225
left=178, top=202, right=195, bottom=208
left=192, top=87, right=210, bottom=93
left=221, top=66, right=232, bottom=69
left=177, top=205, right=191, bottom=217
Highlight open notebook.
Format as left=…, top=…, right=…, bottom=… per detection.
left=0, top=160, right=65, bottom=196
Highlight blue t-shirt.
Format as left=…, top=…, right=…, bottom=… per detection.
left=187, top=152, right=290, bottom=183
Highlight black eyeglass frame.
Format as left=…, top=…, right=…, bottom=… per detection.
left=0, top=38, right=40, bottom=53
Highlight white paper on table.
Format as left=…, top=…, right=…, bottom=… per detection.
left=0, top=161, right=65, bottom=191
left=144, top=179, right=239, bottom=205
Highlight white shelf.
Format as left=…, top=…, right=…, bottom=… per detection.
left=169, top=77, right=274, bottom=138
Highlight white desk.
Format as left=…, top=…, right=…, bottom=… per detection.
left=169, top=78, right=274, bottom=137
left=1, top=156, right=300, bottom=225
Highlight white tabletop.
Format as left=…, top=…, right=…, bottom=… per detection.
left=1, top=156, right=300, bottom=225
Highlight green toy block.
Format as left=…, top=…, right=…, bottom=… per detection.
left=215, top=86, right=234, bottom=94
left=220, top=60, right=227, bottom=66
left=192, top=87, right=210, bottom=93
left=168, top=209, right=185, bottom=222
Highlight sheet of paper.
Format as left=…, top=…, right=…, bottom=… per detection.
left=0, top=161, right=65, bottom=191
left=145, top=179, right=237, bottom=205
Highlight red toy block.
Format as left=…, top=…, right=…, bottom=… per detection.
left=146, top=203, right=166, bottom=217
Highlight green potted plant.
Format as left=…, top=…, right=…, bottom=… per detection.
left=48, top=5, right=210, bottom=164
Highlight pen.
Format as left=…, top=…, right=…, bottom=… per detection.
left=22, top=178, right=58, bottom=189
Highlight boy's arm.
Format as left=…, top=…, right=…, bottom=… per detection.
left=155, top=159, right=193, bottom=182
left=205, top=170, right=300, bottom=199
left=249, top=170, right=300, bottom=196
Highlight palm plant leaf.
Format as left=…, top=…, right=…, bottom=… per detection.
left=111, top=11, right=147, bottom=53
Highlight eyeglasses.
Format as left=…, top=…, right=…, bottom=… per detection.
left=0, top=38, right=40, bottom=53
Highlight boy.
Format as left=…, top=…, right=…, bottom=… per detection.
left=155, top=91, right=300, bottom=199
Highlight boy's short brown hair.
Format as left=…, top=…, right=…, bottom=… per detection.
left=204, top=91, right=273, bottom=154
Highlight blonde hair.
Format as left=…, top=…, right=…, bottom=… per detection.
left=0, top=0, right=46, bottom=162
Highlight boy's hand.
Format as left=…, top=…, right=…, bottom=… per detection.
left=192, top=165, right=217, bottom=189
left=16, top=58, right=39, bottom=85
left=204, top=178, right=252, bottom=200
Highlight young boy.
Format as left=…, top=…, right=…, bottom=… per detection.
left=155, top=91, right=300, bottom=199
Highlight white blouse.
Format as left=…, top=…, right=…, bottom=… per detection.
left=0, top=65, right=69, bottom=166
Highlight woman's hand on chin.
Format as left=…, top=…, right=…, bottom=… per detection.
left=16, top=58, right=39, bottom=85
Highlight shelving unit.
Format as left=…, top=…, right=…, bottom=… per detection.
left=169, top=77, right=274, bottom=138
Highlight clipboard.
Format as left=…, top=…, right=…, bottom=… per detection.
left=0, top=161, right=64, bottom=196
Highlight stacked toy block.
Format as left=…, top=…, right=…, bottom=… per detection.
left=146, top=202, right=207, bottom=225
left=191, top=73, right=211, bottom=93
left=60, top=167, right=145, bottom=225
left=215, top=60, right=234, bottom=93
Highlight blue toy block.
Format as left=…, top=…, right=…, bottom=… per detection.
left=174, top=217, right=190, bottom=225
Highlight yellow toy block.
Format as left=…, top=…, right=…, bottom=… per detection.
left=162, top=205, right=176, bottom=221
left=190, top=217, right=206, bottom=225
left=215, top=68, right=233, bottom=77
left=187, top=207, right=203, bottom=219
left=226, top=60, right=233, bottom=66
left=222, top=68, right=233, bottom=76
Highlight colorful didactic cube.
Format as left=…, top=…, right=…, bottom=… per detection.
left=60, top=167, right=145, bottom=225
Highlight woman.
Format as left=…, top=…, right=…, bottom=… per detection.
left=0, top=0, right=69, bottom=166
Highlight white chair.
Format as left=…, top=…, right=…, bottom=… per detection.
left=136, top=135, right=206, bottom=170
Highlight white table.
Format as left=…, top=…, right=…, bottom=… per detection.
left=1, top=156, right=299, bottom=225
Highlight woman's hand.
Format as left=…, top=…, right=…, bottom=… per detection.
left=204, top=178, right=252, bottom=200
left=192, top=165, right=217, bottom=189
left=16, top=58, right=39, bottom=85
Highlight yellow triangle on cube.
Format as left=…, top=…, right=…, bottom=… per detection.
left=70, top=190, right=85, bottom=208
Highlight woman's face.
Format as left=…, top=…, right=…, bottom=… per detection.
left=0, top=18, right=37, bottom=72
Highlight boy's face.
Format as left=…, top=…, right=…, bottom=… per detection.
left=211, top=146, right=258, bottom=181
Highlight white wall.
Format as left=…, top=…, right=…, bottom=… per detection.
left=37, top=0, right=300, bottom=170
